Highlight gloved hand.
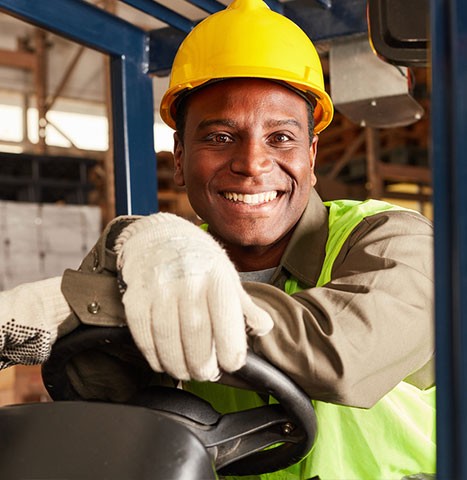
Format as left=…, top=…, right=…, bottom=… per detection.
left=115, top=213, right=273, bottom=381
left=0, top=277, right=72, bottom=367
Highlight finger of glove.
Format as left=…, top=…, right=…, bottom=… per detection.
left=208, top=267, right=248, bottom=373
left=121, top=286, right=165, bottom=374
left=149, top=289, right=191, bottom=380
left=178, top=285, right=219, bottom=382
left=238, top=287, right=274, bottom=337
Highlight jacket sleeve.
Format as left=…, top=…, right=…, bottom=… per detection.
left=58, top=215, right=140, bottom=337
left=245, top=211, right=434, bottom=408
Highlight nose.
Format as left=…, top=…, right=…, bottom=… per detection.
left=230, top=139, right=274, bottom=176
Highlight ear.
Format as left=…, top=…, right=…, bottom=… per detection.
left=173, top=132, right=185, bottom=187
left=309, top=134, right=319, bottom=187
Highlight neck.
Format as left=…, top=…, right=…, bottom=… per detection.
left=215, top=232, right=292, bottom=272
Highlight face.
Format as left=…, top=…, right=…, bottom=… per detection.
left=173, top=78, right=318, bottom=267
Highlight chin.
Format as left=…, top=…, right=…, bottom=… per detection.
left=225, top=231, right=280, bottom=249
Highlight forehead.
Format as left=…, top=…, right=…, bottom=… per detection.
left=184, top=78, right=309, bottom=121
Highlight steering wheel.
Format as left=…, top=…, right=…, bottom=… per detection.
left=41, top=325, right=317, bottom=476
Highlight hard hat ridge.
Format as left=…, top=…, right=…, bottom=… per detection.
left=159, top=0, right=334, bottom=133
left=228, top=0, right=270, bottom=11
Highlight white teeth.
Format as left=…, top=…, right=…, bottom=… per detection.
left=223, top=191, right=278, bottom=205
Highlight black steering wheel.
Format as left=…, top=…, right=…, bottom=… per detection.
left=40, top=325, right=317, bottom=477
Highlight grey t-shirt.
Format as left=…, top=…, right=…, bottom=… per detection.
left=239, top=267, right=276, bottom=285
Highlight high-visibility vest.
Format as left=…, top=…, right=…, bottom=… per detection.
left=188, top=199, right=436, bottom=480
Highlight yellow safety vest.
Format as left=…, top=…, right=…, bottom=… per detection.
left=189, top=199, right=436, bottom=480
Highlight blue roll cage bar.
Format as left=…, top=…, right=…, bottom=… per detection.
left=0, top=1, right=465, bottom=477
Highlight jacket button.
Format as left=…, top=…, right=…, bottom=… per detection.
left=87, top=301, right=100, bottom=314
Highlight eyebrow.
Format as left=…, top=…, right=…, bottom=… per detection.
left=197, top=118, right=303, bottom=130
left=197, top=118, right=237, bottom=130
left=264, top=119, right=302, bottom=129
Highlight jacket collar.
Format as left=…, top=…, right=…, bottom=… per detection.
left=274, top=188, right=329, bottom=288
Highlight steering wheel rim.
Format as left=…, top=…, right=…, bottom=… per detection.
left=42, top=325, right=317, bottom=475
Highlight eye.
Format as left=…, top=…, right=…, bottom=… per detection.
left=271, top=133, right=292, bottom=143
left=208, top=133, right=233, bottom=143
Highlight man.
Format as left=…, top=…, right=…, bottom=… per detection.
left=0, top=0, right=435, bottom=478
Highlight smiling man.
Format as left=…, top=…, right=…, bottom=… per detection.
left=0, top=0, right=435, bottom=478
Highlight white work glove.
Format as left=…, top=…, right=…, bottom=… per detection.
left=115, top=213, right=273, bottom=381
left=0, top=277, right=72, bottom=368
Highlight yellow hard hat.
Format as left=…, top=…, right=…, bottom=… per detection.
left=159, top=0, right=334, bottom=133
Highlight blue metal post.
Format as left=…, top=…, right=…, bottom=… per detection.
left=431, top=0, right=467, bottom=477
left=110, top=50, right=158, bottom=215
left=0, top=0, right=158, bottom=215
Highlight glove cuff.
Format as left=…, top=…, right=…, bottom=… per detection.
left=114, top=213, right=225, bottom=272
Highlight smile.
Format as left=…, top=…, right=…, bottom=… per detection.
left=222, top=191, right=278, bottom=205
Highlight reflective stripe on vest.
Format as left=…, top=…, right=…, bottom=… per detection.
left=188, top=199, right=436, bottom=480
